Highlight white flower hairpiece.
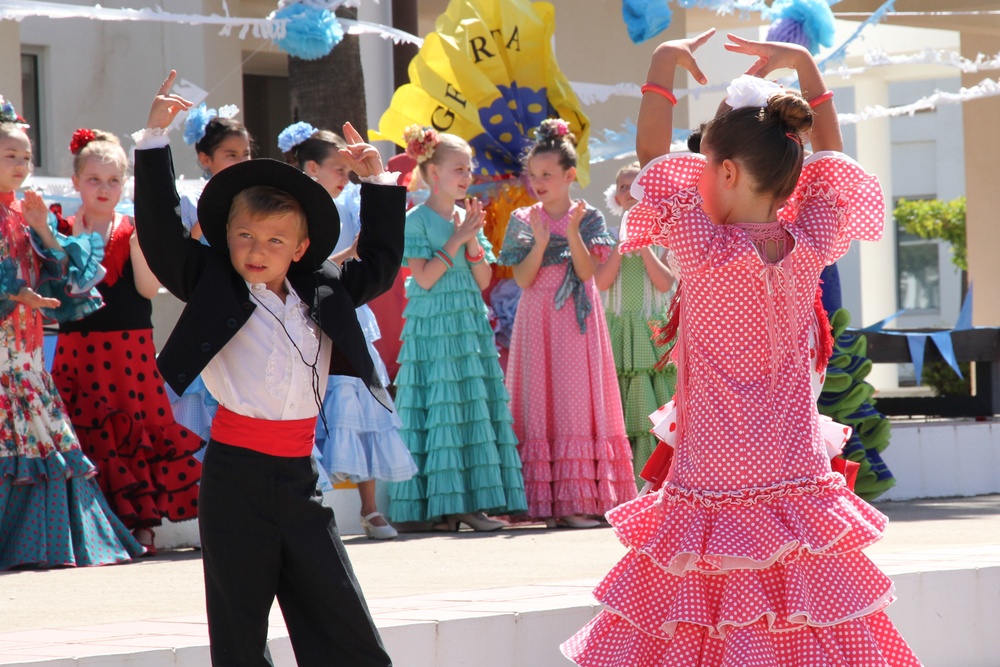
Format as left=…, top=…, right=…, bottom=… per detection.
left=725, top=75, right=784, bottom=110
left=217, top=104, right=240, bottom=120
left=604, top=182, right=625, bottom=217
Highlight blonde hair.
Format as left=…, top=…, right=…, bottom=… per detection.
left=417, top=133, right=472, bottom=180
left=227, top=186, right=308, bottom=241
left=72, top=130, right=128, bottom=177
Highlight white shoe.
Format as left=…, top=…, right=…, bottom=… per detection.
left=360, top=512, right=398, bottom=540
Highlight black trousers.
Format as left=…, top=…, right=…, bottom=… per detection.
left=199, top=441, right=392, bottom=667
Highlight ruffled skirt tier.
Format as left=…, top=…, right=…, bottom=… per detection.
left=389, top=270, right=526, bottom=522
left=316, top=374, right=416, bottom=483
left=52, top=330, right=204, bottom=528
left=561, top=473, right=921, bottom=666
left=1, top=343, right=144, bottom=569
left=606, top=310, right=676, bottom=485
left=506, top=265, right=635, bottom=519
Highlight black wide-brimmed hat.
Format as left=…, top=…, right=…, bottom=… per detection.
left=197, top=158, right=339, bottom=275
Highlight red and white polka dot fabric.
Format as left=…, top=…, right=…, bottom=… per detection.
left=562, top=153, right=921, bottom=665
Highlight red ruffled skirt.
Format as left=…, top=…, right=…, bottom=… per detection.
left=561, top=473, right=921, bottom=666
left=51, top=329, right=203, bottom=528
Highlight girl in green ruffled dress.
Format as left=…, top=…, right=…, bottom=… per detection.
left=387, top=127, right=527, bottom=530
left=595, top=163, right=677, bottom=487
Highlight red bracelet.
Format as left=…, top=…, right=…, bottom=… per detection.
left=808, top=90, right=835, bottom=108
left=640, top=82, right=678, bottom=107
left=435, top=249, right=454, bottom=268
left=465, top=247, right=486, bottom=264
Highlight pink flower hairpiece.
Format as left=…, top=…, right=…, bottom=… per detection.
left=537, top=118, right=570, bottom=141
left=403, top=125, right=439, bottom=164
left=69, top=128, right=97, bottom=155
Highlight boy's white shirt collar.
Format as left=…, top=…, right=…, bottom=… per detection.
left=202, top=276, right=333, bottom=421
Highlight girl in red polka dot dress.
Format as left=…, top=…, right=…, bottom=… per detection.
left=51, top=130, right=204, bottom=554
left=562, top=31, right=921, bottom=666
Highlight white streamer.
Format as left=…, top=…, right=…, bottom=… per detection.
left=0, top=0, right=421, bottom=46
left=838, top=77, right=1000, bottom=125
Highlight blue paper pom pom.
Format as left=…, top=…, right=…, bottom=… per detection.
left=184, top=103, right=217, bottom=146
left=767, top=0, right=836, bottom=55
left=278, top=121, right=317, bottom=153
left=621, top=0, right=672, bottom=44
left=273, top=3, right=344, bottom=61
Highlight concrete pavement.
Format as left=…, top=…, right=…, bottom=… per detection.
left=2, top=494, right=999, bottom=634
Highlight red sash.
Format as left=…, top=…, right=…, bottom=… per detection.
left=210, top=405, right=316, bottom=457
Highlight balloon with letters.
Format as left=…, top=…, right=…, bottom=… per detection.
left=371, top=0, right=590, bottom=186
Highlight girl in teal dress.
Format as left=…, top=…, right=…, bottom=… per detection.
left=388, top=127, right=526, bottom=530
left=594, top=163, right=677, bottom=486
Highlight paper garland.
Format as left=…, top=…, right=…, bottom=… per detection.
left=0, top=0, right=424, bottom=47
left=860, top=287, right=976, bottom=384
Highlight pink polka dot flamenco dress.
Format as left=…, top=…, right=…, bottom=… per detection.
left=561, top=152, right=922, bottom=666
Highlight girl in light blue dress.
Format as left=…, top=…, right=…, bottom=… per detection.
left=281, top=122, right=416, bottom=539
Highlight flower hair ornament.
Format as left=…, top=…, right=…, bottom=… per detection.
left=183, top=102, right=241, bottom=146
left=725, top=75, right=784, bottom=110
left=536, top=118, right=571, bottom=142
left=604, top=182, right=625, bottom=217
left=69, top=128, right=97, bottom=155
left=0, top=95, right=29, bottom=128
left=403, top=125, right=439, bottom=164
left=278, top=121, right=318, bottom=153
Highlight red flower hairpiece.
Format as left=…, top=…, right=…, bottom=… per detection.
left=70, top=128, right=96, bottom=155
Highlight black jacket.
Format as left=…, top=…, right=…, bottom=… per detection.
left=133, top=146, right=405, bottom=411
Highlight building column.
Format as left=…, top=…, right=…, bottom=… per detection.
left=961, top=31, right=1000, bottom=326
left=0, top=21, right=20, bottom=109
left=853, top=76, right=899, bottom=389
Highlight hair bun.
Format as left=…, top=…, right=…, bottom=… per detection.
left=765, top=92, right=813, bottom=134
left=535, top=118, right=576, bottom=145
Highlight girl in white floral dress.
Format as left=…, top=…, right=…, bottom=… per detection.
left=0, top=100, right=144, bottom=569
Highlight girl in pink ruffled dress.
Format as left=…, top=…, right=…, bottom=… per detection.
left=498, top=119, right=635, bottom=529
left=562, top=31, right=921, bottom=665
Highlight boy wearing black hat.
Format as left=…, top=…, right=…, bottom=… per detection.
left=132, top=72, right=400, bottom=667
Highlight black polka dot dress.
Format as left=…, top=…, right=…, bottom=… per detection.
left=52, top=219, right=203, bottom=529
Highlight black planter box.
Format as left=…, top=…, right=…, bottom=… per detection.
left=850, top=327, right=1000, bottom=417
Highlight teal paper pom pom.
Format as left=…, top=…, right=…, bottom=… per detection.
left=273, top=3, right=344, bottom=61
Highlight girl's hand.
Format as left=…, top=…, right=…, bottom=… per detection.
left=528, top=208, right=550, bottom=248
left=724, top=33, right=810, bottom=78
left=650, top=28, right=715, bottom=86
left=566, top=200, right=587, bottom=234
left=452, top=199, right=486, bottom=245
left=339, top=122, right=384, bottom=178
left=21, top=190, right=49, bottom=234
left=13, top=285, right=61, bottom=310
left=462, top=198, right=487, bottom=248
left=146, top=70, right=193, bottom=130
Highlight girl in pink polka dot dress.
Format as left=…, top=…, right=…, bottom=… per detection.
left=498, top=119, right=635, bottom=529
left=561, top=31, right=921, bottom=666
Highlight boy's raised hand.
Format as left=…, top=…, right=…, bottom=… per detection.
left=339, top=122, right=384, bottom=179
left=146, top=70, right=193, bottom=130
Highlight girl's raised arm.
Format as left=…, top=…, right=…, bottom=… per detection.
left=725, top=33, right=842, bottom=153
left=637, top=29, right=715, bottom=166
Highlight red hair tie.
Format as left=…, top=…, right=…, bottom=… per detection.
left=786, top=132, right=801, bottom=145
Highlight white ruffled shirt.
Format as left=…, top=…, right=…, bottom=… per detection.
left=201, top=280, right=333, bottom=420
